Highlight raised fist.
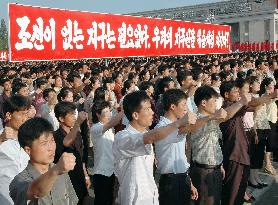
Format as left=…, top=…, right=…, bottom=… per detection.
left=214, top=108, right=227, bottom=120
left=184, top=111, right=197, bottom=125
left=240, top=93, right=252, bottom=105
left=76, top=111, right=88, bottom=125
left=55, top=152, right=76, bottom=175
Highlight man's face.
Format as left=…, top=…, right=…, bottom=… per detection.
left=202, top=97, right=217, bottom=115
left=172, top=98, right=188, bottom=119
left=182, top=76, right=193, bottom=89
left=63, top=92, right=74, bottom=102
left=73, top=77, right=82, bottom=89
left=82, top=65, right=89, bottom=73
left=55, top=77, right=63, bottom=88
left=3, top=81, right=11, bottom=92
left=135, top=100, right=154, bottom=128
left=60, top=111, right=77, bottom=128
left=163, top=68, right=170, bottom=77
left=225, top=87, right=240, bottom=102
left=18, top=86, right=29, bottom=97
left=7, top=109, right=30, bottom=130
left=26, top=133, right=56, bottom=165
left=240, top=83, right=250, bottom=95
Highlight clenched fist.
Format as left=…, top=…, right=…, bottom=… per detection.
left=76, top=111, right=88, bottom=126
left=240, top=93, right=252, bottom=105
left=55, top=153, right=76, bottom=175
left=213, top=108, right=227, bottom=121
left=184, top=111, right=197, bottom=125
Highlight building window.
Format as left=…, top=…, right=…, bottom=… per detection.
left=265, top=19, right=270, bottom=41
left=244, top=21, right=249, bottom=42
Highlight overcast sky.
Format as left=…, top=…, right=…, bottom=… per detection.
left=0, top=0, right=226, bottom=22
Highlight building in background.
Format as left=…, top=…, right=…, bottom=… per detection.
left=130, top=0, right=278, bottom=50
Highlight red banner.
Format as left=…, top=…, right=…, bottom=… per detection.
left=9, top=3, right=231, bottom=61
left=0, top=50, right=9, bottom=61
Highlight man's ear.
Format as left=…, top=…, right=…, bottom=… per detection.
left=132, top=112, right=139, bottom=121
left=224, top=92, right=229, bottom=99
left=170, top=104, right=176, bottom=111
left=24, top=146, right=31, bottom=156
left=4, top=112, right=12, bottom=123
left=201, top=100, right=207, bottom=107
left=58, top=116, right=65, bottom=123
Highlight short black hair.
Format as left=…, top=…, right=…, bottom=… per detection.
left=259, top=77, right=273, bottom=96
left=43, top=88, right=56, bottom=100
left=0, top=76, right=10, bottom=86
left=18, top=117, right=54, bottom=148
left=57, top=87, right=72, bottom=102
left=235, top=78, right=249, bottom=89
left=12, top=82, right=28, bottom=95
left=123, top=91, right=150, bottom=121
left=139, top=81, right=154, bottom=91
left=274, top=69, right=278, bottom=81
left=177, top=70, right=193, bottom=85
left=94, top=87, right=106, bottom=103
left=194, top=85, right=219, bottom=106
left=163, top=89, right=187, bottom=111
left=54, top=101, right=76, bottom=122
left=220, top=81, right=236, bottom=98
left=158, top=64, right=169, bottom=74
left=67, top=71, right=81, bottom=83
left=91, top=101, right=110, bottom=124
left=156, top=77, right=174, bottom=95
left=3, top=95, right=31, bottom=116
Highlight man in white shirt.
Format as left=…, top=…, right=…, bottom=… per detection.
left=0, top=95, right=31, bottom=205
left=155, top=89, right=198, bottom=205
left=113, top=91, right=197, bottom=205
left=91, top=101, right=123, bottom=205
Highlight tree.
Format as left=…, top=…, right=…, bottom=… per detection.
left=0, top=18, right=8, bottom=50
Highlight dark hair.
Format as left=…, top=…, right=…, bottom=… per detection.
left=3, top=95, right=31, bottom=116
left=246, top=69, right=255, bottom=77
left=57, top=87, right=73, bottom=102
left=163, top=89, right=187, bottom=111
left=235, top=78, right=249, bottom=89
left=128, top=72, right=138, bottom=81
left=220, top=81, right=236, bottom=98
left=67, top=71, right=80, bottom=83
left=274, top=69, right=278, bottom=81
left=123, top=91, right=150, bottom=121
left=156, top=77, right=174, bottom=96
left=139, top=69, right=149, bottom=81
left=18, top=117, right=54, bottom=148
left=94, top=87, right=106, bottom=103
left=12, top=82, right=28, bottom=95
left=158, top=64, right=169, bottom=74
left=35, top=77, right=47, bottom=89
left=121, top=80, right=134, bottom=96
left=139, top=81, right=154, bottom=91
left=259, top=77, right=273, bottom=96
left=255, top=59, right=263, bottom=68
left=0, top=76, right=11, bottom=86
left=177, top=70, right=193, bottom=85
left=194, top=85, right=219, bottom=106
left=211, top=73, right=220, bottom=81
left=43, top=88, right=56, bottom=100
left=91, top=101, right=110, bottom=123
left=102, top=77, right=114, bottom=89
left=54, top=101, right=76, bottom=122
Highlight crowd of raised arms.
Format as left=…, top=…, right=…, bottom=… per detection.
left=0, top=51, right=278, bottom=205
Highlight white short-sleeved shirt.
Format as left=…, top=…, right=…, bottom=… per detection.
left=113, top=124, right=159, bottom=205
left=91, top=122, right=115, bottom=177
left=0, top=139, right=29, bottom=205
left=155, top=116, right=189, bottom=174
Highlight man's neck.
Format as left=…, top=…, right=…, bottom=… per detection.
left=60, top=124, right=71, bottom=134
left=164, top=111, right=177, bottom=122
left=3, top=91, right=11, bottom=97
left=32, top=162, right=50, bottom=174
left=198, top=108, right=210, bottom=117
left=129, top=121, right=146, bottom=133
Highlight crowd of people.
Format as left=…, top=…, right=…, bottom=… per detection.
left=0, top=51, right=278, bottom=205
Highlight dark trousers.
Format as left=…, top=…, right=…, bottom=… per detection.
left=93, top=174, right=115, bottom=205
left=159, top=173, right=191, bottom=205
left=251, top=129, right=270, bottom=169
left=221, top=160, right=250, bottom=205
left=190, top=165, right=222, bottom=205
